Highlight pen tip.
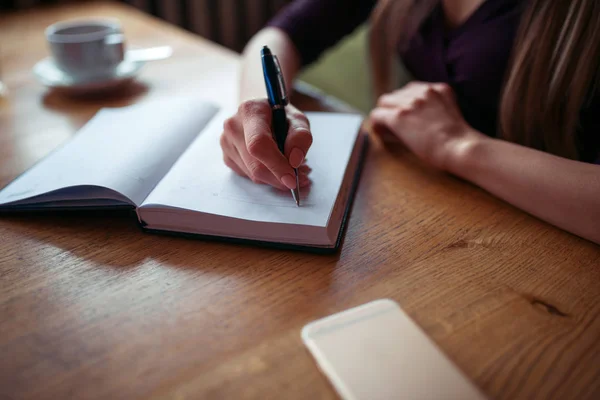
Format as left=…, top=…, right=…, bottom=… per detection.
left=291, top=188, right=300, bottom=207
left=294, top=169, right=300, bottom=207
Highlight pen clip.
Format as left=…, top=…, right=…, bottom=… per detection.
left=273, top=55, right=289, bottom=106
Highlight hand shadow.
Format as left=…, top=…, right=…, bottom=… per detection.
left=272, top=177, right=313, bottom=205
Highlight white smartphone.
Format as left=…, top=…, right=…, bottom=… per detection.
left=301, top=299, right=487, bottom=400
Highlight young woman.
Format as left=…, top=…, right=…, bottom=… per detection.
left=219, top=0, right=600, bottom=245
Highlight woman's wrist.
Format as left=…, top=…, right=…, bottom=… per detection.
left=442, top=127, right=490, bottom=178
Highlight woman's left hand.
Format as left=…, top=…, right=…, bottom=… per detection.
left=369, top=81, right=485, bottom=171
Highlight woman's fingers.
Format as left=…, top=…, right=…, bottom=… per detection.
left=284, top=106, right=313, bottom=168
left=239, top=100, right=297, bottom=189
left=234, top=138, right=288, bottom=190
left=370, top=107, right=407, bottom=129
left=220, top=99, right=313, bottom=190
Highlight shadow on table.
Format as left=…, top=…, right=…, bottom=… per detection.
left=0, top=208, right=343, bottom=275
left=41, top=80, right=150, bottom=110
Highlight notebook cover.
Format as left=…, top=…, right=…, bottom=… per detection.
left=141, top=135, right=369, bottom=254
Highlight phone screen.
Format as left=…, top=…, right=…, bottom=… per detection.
left=302, top=299, right=486, bottom=400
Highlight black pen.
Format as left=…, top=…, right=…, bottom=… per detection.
left=261, top=45, right=300, bottom=206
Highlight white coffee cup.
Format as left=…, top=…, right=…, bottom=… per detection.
left=45, top=19, right=125, bottom=81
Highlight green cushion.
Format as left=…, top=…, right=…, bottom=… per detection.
left=298, top=25, right=372, bottom=114
left=298, top=24, right=414, bottom=114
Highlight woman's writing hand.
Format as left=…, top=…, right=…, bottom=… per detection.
left=220, top=99, right=313, bottom=190
left=370, top=82, right=485, bottom=171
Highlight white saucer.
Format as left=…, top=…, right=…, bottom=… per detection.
left=33, top=57, right=145, bottom=95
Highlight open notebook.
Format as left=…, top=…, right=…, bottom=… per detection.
left=0, top=98, right=367, bottom=252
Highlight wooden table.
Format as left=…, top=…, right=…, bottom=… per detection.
left=1, top=2, right=599, bottom=400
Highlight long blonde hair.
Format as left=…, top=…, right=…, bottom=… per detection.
left=369, top=0, right=600, bottom=160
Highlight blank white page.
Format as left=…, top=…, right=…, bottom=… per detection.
left=141, top=110, right=363, bottom=227
left=0, top=99, right=219, bottom=207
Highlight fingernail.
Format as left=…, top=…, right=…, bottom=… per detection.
left=281, top=174, right=296, bottom=189
left=289, top=148, right=304, bottom=168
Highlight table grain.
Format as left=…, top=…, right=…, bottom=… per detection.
left=1, top=2, right=599, bottom=399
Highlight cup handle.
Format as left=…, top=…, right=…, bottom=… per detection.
left=104, top=33, right=125, bottom=46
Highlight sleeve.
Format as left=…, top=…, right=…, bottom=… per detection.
left=267, top=0, right=377, bottom=66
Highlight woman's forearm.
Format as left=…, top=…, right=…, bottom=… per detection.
left=448, top=134, right=600, bottom=244
left=240, top=27, right=301, bottom=102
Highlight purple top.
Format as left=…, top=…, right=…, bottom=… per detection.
left=268, top=0, right=600, bottom=163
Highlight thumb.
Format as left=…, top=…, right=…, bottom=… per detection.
left=284, top=106, right=313, bottom=168
left=432, top=83, right=456, bottom=108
